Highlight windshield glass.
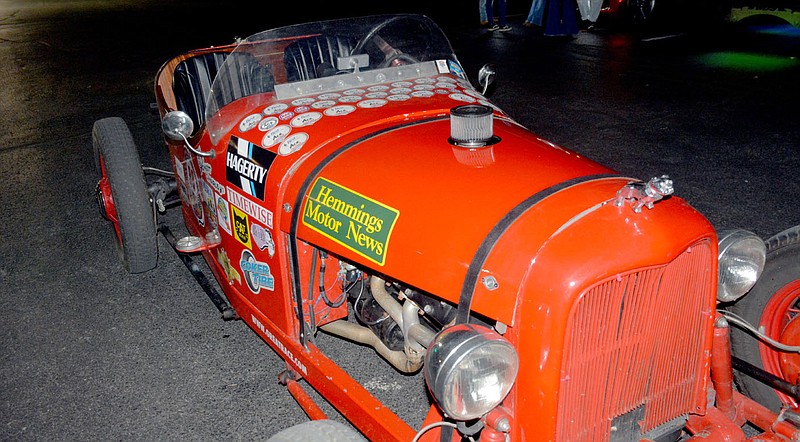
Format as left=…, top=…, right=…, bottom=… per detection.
left=205, top=14, right=461, bottom=144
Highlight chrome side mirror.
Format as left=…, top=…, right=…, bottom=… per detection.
left=162, top=110, right=194, bottom=141
left=478, top=64, right=496, bottom=96
left=161, top=111, right=213, bottom=158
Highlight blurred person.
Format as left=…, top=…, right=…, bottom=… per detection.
left=524, top=0, right=545, bottom=27
left=486, top=0, right=511, bottom=31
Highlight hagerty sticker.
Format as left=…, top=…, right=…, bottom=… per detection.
left=302, top=177, right=399, bottom=266
left=226, top=135, right=276, bottom=201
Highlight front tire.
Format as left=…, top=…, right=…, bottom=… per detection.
left=93, top=117, right=158, bottom=273
left=266, top=420, right=365, bottom=442
left=730, top=225, right=800, bottom=411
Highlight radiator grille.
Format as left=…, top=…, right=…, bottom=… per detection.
left=556, top=242, right=714, bottom=441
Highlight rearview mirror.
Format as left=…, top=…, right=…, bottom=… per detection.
left=478, top=64, right=496, bottom=96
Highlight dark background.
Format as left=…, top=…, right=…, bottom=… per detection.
left=1, top=0, right=798, bottom=440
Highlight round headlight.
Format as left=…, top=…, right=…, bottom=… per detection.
left=717, top=229, right=766, bottom=302
left=424, top=324, right=518, bottom=420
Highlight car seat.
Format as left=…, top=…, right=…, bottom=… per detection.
left=173, top=52, right=274, bottom=132
left=283, top=36, right=357, bottom=82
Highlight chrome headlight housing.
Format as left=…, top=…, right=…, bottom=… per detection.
left=424, top=324, right=518, bottom=420
left=717, top=229, right=766, bottom=302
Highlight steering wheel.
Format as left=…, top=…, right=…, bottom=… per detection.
left=351, top=15, right=430, bottom=64
left=379, top=52, right=420, bottom=68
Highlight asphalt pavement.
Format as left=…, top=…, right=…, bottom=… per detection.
left=1, top=0, right=799, bottom=440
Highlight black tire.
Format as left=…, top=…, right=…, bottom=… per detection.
left=730, top=224, right=800, bottom=412
left=93, top=117, right=158, bottom=273
left=266, top=420, right=366, bottom=442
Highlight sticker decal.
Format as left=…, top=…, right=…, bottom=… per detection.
left=449, top=93, right=477, bottom=103
left=251, top=223, right=275, bottom=257
left=262, top=125, right=291, bottom=148
left=207, top=175, right=225, bottom=195
left=358, top=99, right=388, bottom=109
left=239, top=113, right=263, bottom=132
left=303, top=177, right=399, bottom=266
left=185, top=158, right=204, bottom=227
left=410, top=90, right=435, bottom=98
left=227, top=186, right=274, bottom=228
left=216, top=193, right=232, bottom=236
left=263, top=103, right=289, bottom=115
left=231, top=205, right=252, bottom=249
left=290, top=112, right=322, bottom=128
left=258, top=116, right=279, bottom=132
left=448, top=60, right=466, bottom=79
left=324, top=105, right=356, bottom=116
left=226, top=136, right=275, bottom=201
left=202, top=180, right=217, bottom=227
left=278, top=133, right=309, bottom=156
left=338, top=95, right=362, bottom=103
left=217, top=249, right=241, bottom=284
left=291, top=97, right=315, bottom=106
left=240, top=250, right=275, bottom=293
left=311, top=100, right=337, bottom=109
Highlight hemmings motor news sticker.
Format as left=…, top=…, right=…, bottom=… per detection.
left=302, top=177, right=399, bottom=266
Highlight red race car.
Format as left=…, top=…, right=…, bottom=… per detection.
left=93, top=13, right=794, bottom=441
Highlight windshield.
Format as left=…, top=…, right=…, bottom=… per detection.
left=205, top=14, right=461, bottom=144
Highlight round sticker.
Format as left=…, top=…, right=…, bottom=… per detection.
left=239, top=114, right=263, bottom=132
left=324, top=105, right=356, bottom=116
left=311, top=100, right=337, bottom=109
left=262, top=125, right=291, bottom=147
left=449, top=93, right=477, bottom=103
left=358, top=99, right=388, bottom=108
left=291, top=112, right=322, bottom=127
left=339, top=95, right=362, bottom=103
left=278, top=133, right=309, bottom=156
left=263, top=103, right=289, bottom=115
left=258, top=116, right=279, bottom=132
left=410, top=90, right=435, bottom=98
left=291, top=97, right=315, bottom=106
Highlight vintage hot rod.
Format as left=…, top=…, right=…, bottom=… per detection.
left=93, top=14, right=798, bottom=441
